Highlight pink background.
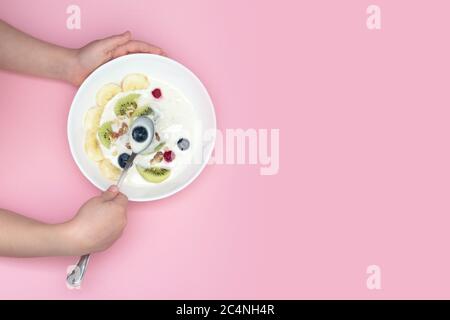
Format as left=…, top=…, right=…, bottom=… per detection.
left=0, top=0, right=450, bottom=299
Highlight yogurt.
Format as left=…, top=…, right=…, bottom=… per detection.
left=98, top=79, right=201, bottom=186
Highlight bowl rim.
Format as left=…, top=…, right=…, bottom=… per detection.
left=67, top=53, right=216, bottom=201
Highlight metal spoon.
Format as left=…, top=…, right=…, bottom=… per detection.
left=117, top=117, right=155, bottom=187
left=66, top=117, right=155, bottom=287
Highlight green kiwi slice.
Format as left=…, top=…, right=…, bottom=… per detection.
left=114, top=93, right=140, bottom=116
left=136, top=165, right=171, bottom=183
left=132, top=105, right=153, bottom=118
left=97, top=121, right=113, bottom=149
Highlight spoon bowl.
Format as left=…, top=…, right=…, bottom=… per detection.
left=129, top=116, right=155, bottom=154
left=116, top=116, right=155, bottom=188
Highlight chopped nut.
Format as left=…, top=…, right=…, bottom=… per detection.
left=150, top=151, right=164, bottom=164
left=110, top=123, right=128, bottom=139
left=126, top=109, right=134, bottom=117
left=118, top=122, right=128, bottom=136
left=110, top=131, right=120, bottom=139
left=155, top=132, right=160, bottom=142
left=125, top=142, right=131, bottom=149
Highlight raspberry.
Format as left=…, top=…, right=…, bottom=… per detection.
left=163, top=150, right=175, bottom=162
left=152, top=88, right=162, bottom=99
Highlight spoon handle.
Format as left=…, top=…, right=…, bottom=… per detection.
left=116, top=152, right=137, bottom=189
left=66, top=254, right=90, bottom=287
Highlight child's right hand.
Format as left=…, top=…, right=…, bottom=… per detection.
left=63, top=186, right=128, bottom=255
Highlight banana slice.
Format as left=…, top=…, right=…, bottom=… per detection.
left=122, top=73, right=149, bottom=91
left=99, top=159, right=121, bottom=181
left=96, top=83, right=121, bottom=107
left=84, top=106, right=103, bottom=131
left=84, top=129, right=104, bottom=162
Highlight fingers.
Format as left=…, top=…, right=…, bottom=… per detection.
left=112, top=192, right=128, bottom=207
left=101, top=31, right=132, bottom=50
left=111, top=40, right=166, bottom=58
left=101, top=186, right=128, bottom=207
left=101, top=185, right=119, bottom=201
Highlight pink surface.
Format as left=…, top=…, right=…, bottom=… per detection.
left=1, top=0, right=450, bottom=299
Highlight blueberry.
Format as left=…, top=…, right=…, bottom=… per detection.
left=118, top=153, right=130, bottom=169
left=132, top=126, right=148, bottom=143
left=177, top=138, right=190, bottom=151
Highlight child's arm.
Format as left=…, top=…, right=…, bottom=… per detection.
left=0, top=20, right=165, bottom=86
left=0, top=186, right=128, bottom=257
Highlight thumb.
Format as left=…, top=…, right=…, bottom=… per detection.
left=101, top=31, right=131, bottom=50
left=101, top=185, right=119, bottom=201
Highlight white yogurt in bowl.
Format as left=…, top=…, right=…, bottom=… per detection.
left=98, top=80, right=202, bottom=186
left=67, top=54, right=216, bottom=201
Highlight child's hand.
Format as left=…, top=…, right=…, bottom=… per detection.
left=68, top=31, right=165, bottom=86
left=0, top=22, right=165, bottom=86
left=64, top=185, right=128, bottom=255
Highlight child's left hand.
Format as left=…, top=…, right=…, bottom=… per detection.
left=68, top=31, right=166, bottom=86
left=0, top=21, right=165, bottom=86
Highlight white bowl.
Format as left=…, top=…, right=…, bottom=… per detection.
left=67, top=54, right=216, bottom=201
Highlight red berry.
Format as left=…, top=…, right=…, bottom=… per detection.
left=163, top=150, right=175, bottom=162
left=152, top=88, right=162, bottom=99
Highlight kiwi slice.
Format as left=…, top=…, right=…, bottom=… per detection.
left=97, top=121, right=113, bottom=149
left=132, top=105, right=153, bottom=118
left=136, top=165, right=171, bottom=183
left=114, top=93, right=140, bottom=116
left=154, top=142, right=165, bottom=152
